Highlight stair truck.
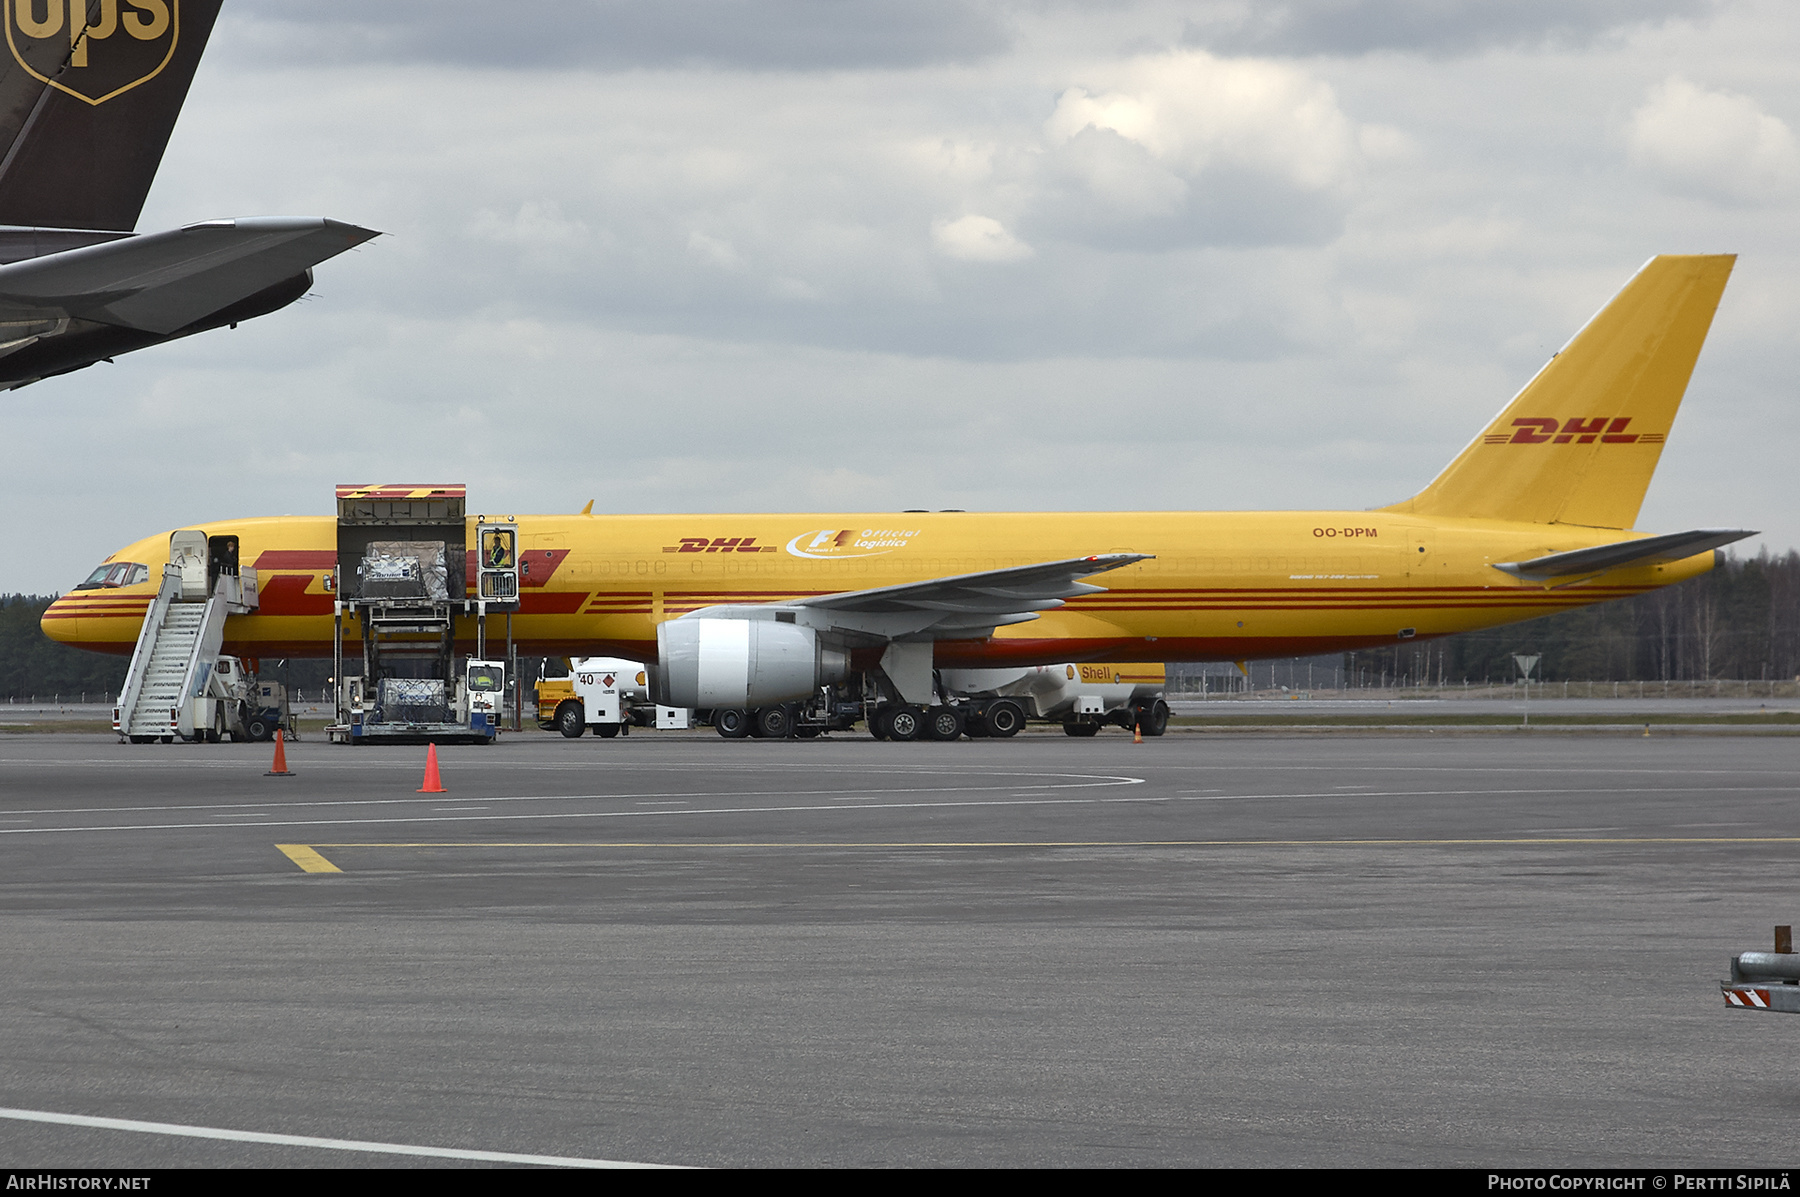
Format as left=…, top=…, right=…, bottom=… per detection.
left=326, top=484, right=518, bottom=745
left=114, top=529, right=260, bottom=743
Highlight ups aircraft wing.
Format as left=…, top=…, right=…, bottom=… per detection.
left=0, top=218, right=380, bottom=334
left=1495, top=528, right=1756, bottom=580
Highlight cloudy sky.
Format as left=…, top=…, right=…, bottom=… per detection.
left=12, top=0, right=1799, bottom=592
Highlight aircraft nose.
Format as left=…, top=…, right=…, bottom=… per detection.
left=40, top=597, right=80, bottom=646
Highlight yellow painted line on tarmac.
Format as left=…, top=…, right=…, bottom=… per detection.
left=280, top=835, right=1800, bottom=863
left=276, top=843, right=342, bottom=873
left=273, top=836, right=1800, bottom=873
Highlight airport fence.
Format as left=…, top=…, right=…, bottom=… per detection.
left=1173, top=678, right=1800, bottom=701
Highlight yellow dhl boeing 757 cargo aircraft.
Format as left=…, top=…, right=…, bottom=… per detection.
left=43, top=254, right=1753, bottom=719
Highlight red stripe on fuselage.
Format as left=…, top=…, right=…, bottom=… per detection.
left=252, top=550, right=337, bottom=570
left=257, top=575, right=333, bottom=617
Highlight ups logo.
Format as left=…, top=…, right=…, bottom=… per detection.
left=6, top=1, right=178, bottom=106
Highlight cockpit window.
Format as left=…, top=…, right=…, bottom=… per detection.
left=74, top=562, right=149, bottom=590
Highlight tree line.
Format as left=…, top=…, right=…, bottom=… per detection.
left=1349, top=550, right=1800, bottom=685
left=0, top=594, right=129, bottom=699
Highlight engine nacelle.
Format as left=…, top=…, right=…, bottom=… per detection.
left=652, top=617, right=849, bottom=709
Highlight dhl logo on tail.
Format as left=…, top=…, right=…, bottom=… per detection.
left=6, top=0, right=177, bottom=106
left=1482, top=418, right=1664, bottom=445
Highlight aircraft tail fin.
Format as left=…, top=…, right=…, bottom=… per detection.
left=0, top=1, right=224, bottom=231
left=1384, top=254, right=1735, bottom=529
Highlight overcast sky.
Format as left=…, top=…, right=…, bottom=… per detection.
left=12, top=0, right=1799, bottom=591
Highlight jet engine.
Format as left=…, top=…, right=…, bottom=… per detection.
left=653, top=617, right=850, bottom=708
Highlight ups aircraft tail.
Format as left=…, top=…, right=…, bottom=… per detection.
left=0, top=1, right=377, bottom=390
left=0, top=1, right=224, bottom=232
left=1385, top=254, right=1736, bottom=530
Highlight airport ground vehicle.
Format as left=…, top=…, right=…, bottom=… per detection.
left=336, top=657, right=508, bottom=745
left=536, top=657, right=694, bottom=737
left=701, top=685, right=865, bottom=740
left=243, top=678, right=293, bottom=743
left=325, top=486, right=516, bottom=745
left=939, top=663, right=1170, bottom=737
left=110, top=531, right=260, bottom=743
left=696, top=664, right=1167, bottom=741
left=172, top=659, right=292, bottom=743
left=49, top=257, right=1754, bottom=749
left=175, top=654, right=250, bottom=743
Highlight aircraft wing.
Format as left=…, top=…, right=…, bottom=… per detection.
left=0, top=217, right=380, bottom=334
left=694, top=552, right=1153, bottom=641
left=1494, top=528, right=1756, bottom=580
left=664, top=552, right=1152, bottom=709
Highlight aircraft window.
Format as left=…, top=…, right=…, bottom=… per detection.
left=75, top=562, right=148, bottom=589
left=467, top=665, right=504, bottom=691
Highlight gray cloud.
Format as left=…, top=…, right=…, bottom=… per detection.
left=229, top=0, right=1012, bottom=71
left=1184, top=0, right=1716, bottom=57
left=13, top=0, right=1794, bottom=594
left=1028, top=129, right=1349, bottom=251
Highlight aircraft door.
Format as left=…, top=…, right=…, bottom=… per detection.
left=208, top=535, right=240, bottom=593
left=170, top=530, right=209, bottom=600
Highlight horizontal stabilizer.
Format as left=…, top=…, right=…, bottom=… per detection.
left=0, top=217, right=381, bottom=333
left=1494, top=529, right=1755, bottom=580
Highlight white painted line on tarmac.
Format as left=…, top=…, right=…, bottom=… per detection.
left=0, top=772, right=1144, bottom=819
left=0, top=1105, right=677, bottom=1168
left=0, top=788, right=1149, bottom=836
left=0, top=780, right=1791, bottom=838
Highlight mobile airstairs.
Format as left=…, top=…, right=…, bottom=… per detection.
left=113, top=530, right=258, bottom=743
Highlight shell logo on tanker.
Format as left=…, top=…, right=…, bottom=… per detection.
left=785, top=528, right=921, bottom=559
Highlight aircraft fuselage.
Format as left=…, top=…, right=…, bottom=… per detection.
left=40, top=510, right=1715, bottom=667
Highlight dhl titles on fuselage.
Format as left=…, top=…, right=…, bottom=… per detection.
left=41, top=510, right=1709, bottom=667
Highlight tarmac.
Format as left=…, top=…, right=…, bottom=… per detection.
left=1, top=727, right=1797, bottom=1167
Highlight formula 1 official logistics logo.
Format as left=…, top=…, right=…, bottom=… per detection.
left=7, top=1, right=178, bottom=106
left=785, top=528, right=921, bottom=559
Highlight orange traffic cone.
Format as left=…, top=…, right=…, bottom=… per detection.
left=264, top=728, right=295, bottom=777
left=418, top=742, right=446, bottom=793
left=1133, top=721, right=1143, bottom=745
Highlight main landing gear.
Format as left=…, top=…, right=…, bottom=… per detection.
left=867, top=699, right=1021, bottom=742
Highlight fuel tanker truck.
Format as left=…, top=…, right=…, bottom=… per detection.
left=936, top=662, right=1170, bottom=737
